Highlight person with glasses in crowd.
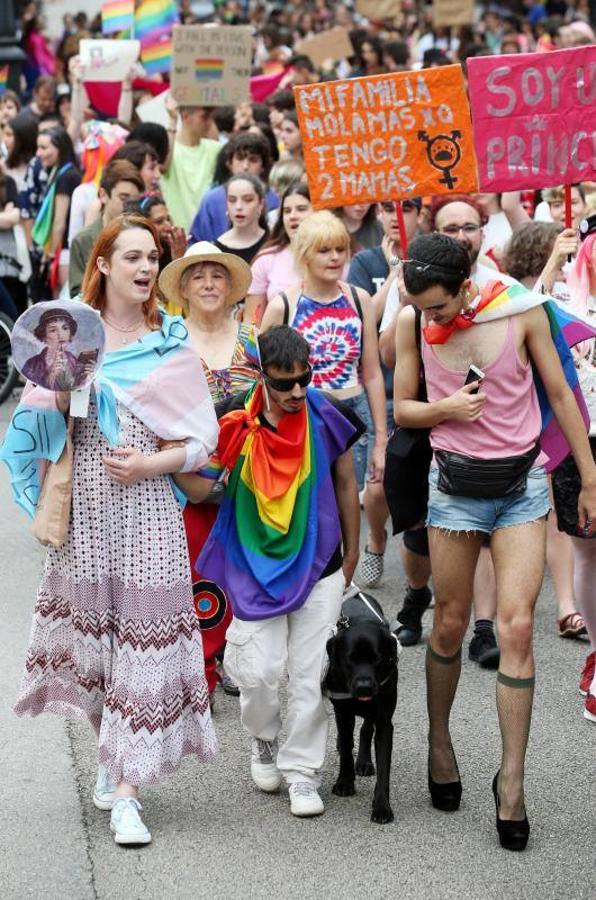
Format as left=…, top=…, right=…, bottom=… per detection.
left=175, top=325, right=363, bottom=818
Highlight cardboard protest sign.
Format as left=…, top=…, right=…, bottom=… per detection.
left=80, top=39, right=140, bottom=82
left=294, top=27, right=354, bottom=68
left=12, top=301, right=105, bottom=393
left=468, top=46, right=596, bottom=191
left=170, top=24, right=252, bottom=106
left=432, top=0, right=474, bottom=28
left=294, top=66, right=478, bottom=209
left=356, top=0, right=402, bottom=21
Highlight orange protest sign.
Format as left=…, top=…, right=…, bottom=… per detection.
left=294, top=66, right=478, bottom=208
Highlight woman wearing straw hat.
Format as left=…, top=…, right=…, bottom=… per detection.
left=159, top=241, right=258, bottom=702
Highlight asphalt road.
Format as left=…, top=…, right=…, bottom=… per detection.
left=1, top=393, right=594, bottom=900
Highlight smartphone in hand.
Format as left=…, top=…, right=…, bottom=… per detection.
left=464, top=364, right=485, bottom=394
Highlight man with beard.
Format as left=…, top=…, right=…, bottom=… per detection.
left=380, top=196, right=515, bottom=662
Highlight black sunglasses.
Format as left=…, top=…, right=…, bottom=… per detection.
left=263, top=365, right=313, bottom=392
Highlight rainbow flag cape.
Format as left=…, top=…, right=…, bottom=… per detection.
left=425, top=280, right=596, bottom=472
left=0, top=66, right=8, bottom=95
left=197, top=385, right=356, bottom=621
left=101, top=0, right=135, bottom=35
left=0, top=315, right=218, bottom=516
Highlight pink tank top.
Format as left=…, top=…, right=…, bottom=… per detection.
left=422, top=319, right=543, bottom=459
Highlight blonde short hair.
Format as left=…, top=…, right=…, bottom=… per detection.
left=268, top=158, right=305, bottom=194
left=293, top=210, right=351, bottom=272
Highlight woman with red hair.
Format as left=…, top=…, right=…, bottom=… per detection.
left=2, top=215, right=219, bottom=846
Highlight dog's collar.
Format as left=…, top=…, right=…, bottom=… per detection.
left=337, top=586, right=390, bottom=630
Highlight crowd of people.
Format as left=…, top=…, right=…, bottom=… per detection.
left=0, top=0, right=594, bottom=854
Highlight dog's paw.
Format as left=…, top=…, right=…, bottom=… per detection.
left=332, top=778, right=356, bottom=797
left=371, top=804, right=394, bottom=824
left=355, top=760, right=375, bottom=777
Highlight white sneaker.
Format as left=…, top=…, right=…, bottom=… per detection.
left=93, top=765, right=117, bottom=811
left=289, top=782, right=325, bottom=817
left=250, top=738, right=282, bottom=792
left=110, top=798, right=152, bottom=846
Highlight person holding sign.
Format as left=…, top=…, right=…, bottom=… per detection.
left=394, top=233, right=596, bottom=851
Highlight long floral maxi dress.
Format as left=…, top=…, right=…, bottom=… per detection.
left=14, top=400, right=217, bottom=786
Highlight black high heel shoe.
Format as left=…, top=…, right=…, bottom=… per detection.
left=492, top=772, right=530, bottom=851
left=428, top=746, right=462, bottom=812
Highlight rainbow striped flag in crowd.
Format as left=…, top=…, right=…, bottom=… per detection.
left=0, top=66, right=8, bottom=94
left=197, top=384, right=356, bottom=621
left=135, top=0, right=177, bottom=74
left=101, top=0, right=135, bottom=35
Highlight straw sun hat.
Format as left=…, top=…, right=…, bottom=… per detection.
left=158, top=241, right=253, bottom=310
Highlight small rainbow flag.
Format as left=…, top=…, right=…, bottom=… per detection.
left=135, top=0, right=177, bottom=41
left=195, top=58, right=224, bottom=81
left=141, top=34, right=173, bottom=75
left=101, top=0, right=134, bottom=36
left=0, top=66, right=8, bottom=95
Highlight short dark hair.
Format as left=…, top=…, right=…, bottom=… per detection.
left=291, top=54, right=315, bottom=72
left=403, top=234, right=471, bottom=297
left=113, top=140, right=158, bottom=169
left=100, top=159, right=144, bottom=196
left=267, top=90, right=295, bottom=113
left=384, top=41, right=409, bottom=66
left=126, top=123, right=169, bottom=165
left=259, top=325, right=310, bottom=372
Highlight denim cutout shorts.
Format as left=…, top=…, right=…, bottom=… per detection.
left=426, top=465, right=551, bottom=534
left=340, top=391, right=373, bottom=492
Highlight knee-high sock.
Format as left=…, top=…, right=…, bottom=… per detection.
left=496, top=672, right=535, bottom=788
left=426, top=644, right=462, bottom=780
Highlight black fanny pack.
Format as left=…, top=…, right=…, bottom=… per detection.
left=435, top=443, right=541, bottom=499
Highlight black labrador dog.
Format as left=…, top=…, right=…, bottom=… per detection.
left=323, top=591, right=399, bottom=824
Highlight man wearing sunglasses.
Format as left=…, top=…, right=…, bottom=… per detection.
left=196, top=326, right=365, bottom=818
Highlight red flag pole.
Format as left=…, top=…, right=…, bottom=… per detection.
left=395, top=201, right=408, bottom=258
left=564, top=183, right=572, bottom=229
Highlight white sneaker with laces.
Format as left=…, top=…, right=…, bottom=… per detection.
left=93, top=765, right=117, bottom=811
left=110, top=798, right=152, bottom=845
left=289, top=782, right=325, bottom=817
left=250, top=738, right=282, bottom=792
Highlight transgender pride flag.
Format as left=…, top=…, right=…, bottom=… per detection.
left=135, top=0, right=178, bottom=75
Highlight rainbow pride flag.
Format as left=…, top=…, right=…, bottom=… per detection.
left=135, top=0, right=177, bottom=40
left=197, top=385, right=356, bottom=621
left=101, top=0, right=134, bottom=35
left=0, top=66, right=8, bottom=95
left=195, top=58, right=224, bottom=81
left=141, top=34, right=173, bottom=75
left=135, top=0, right=177, bottom=75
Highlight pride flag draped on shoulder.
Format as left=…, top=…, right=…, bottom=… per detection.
left=197, top=384, right=356, bottom=621
left=424, top=280, right=596, bottom=471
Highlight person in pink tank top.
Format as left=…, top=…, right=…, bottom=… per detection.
left=393, top=234, right=596, bottom=853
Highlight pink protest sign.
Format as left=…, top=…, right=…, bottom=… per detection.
left=468, top=46, right=596, bottom=191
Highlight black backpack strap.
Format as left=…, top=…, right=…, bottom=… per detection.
left=414, top=306, right=422, bottom=353
left=280, top=291, right=289, bottom=325
left=348, top=283, right=363, bottom=320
